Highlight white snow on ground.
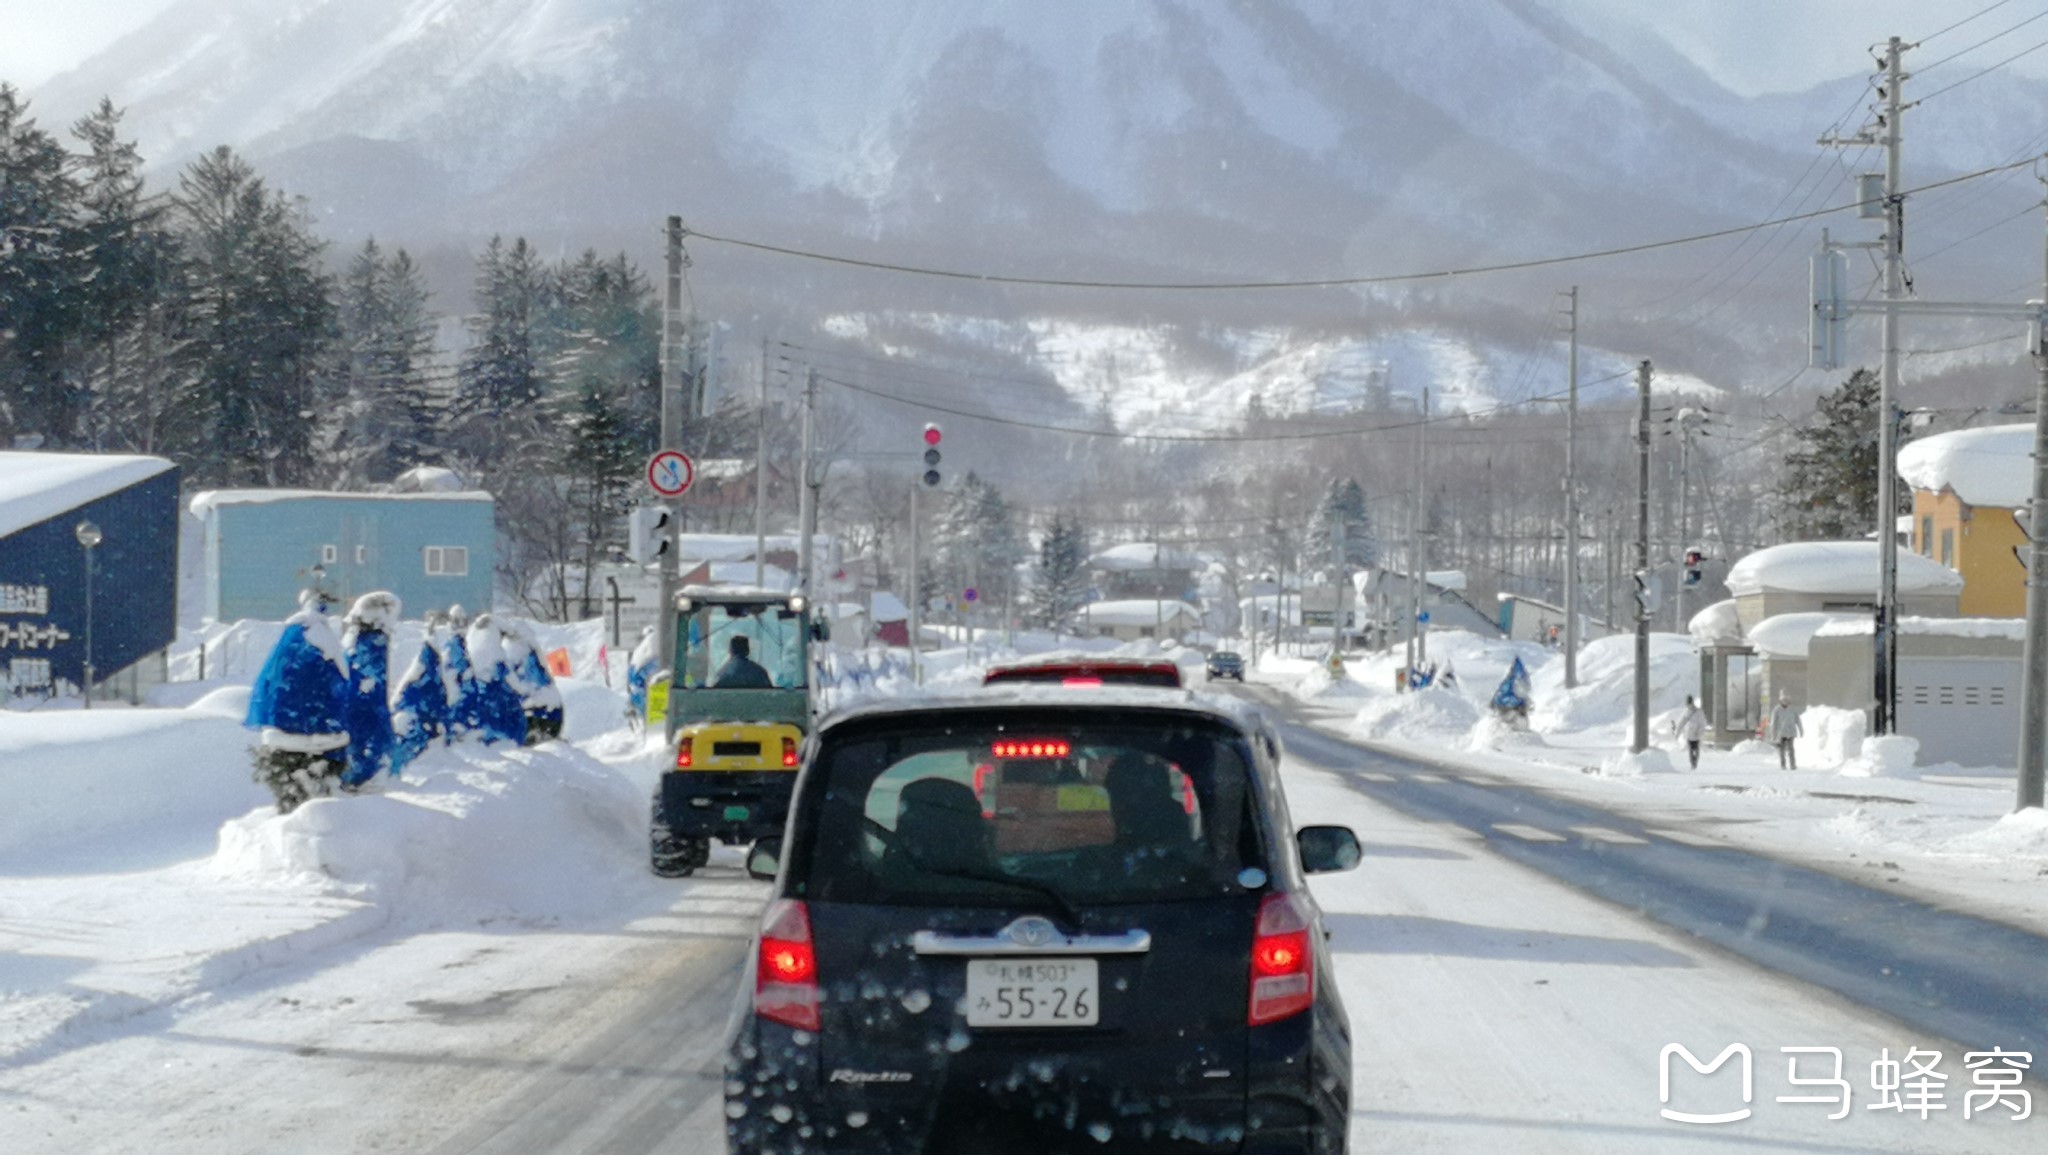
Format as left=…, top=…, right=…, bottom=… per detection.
left=1257, top=626, right=2048, bottom=939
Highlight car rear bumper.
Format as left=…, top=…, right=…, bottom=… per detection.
left=658, top=770, right=793, bottom=842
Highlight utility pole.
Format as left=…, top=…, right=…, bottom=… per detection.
left=1632, top=360, right=1653, bottom=755
left=754, top=338, right=770, bottom=588
left=1407, top=386, right=1430, bottom=675
left=796, top=366, right=819, bottom=598
left=656, top=216, right=688, bottom=736
left=908, top=478, right=923, bottom=684
left=1821, top=37, right=1907, bottom=733
left=2019, top=187, right=2048, bottom=811
left=1563, top=286, right=1581, bottom=689
left=1670, top=407, right=1706, bottom=634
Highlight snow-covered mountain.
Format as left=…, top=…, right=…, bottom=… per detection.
left=23, top=0, right=2048, bottom=411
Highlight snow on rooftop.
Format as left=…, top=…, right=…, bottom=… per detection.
left=1896, top=423, right=2032, bottom=509
left=1687, top=598, right=1742, bottom=645
left=0, top=451, right=176, bottom=539
left=1426, top=569, right=1467, bottom=592
left=1076, top=599, right=1202, bottom=627
left=1723, top=541, right=1963, bottom=597
left=1813, top=615, right=2028, bottom=640
left=1090, top=542, right=1199, bottom=571
left=188, top=488, right=490, bottom=517
left=1745, top=612, right=1867, bottom=660
left=870, top=591, right=908, bottom=621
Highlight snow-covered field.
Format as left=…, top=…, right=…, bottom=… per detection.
left=1257, top=628, right=2048, bottom=939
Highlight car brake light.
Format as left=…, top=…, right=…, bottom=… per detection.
left=1176, top=770, right=1198, bottom=816
left=1248, top=892, right=1315, bottom=1026
left=755, top=899, right=820, bottom=1031
left=674, top=736, right=693, bottom=769
left=1061, top=676, right=1104, bottom=687
left=782, top=736, right=798, bottom=767
left=991, top=740, right=1072, bottom=759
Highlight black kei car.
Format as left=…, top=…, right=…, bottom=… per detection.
left=725, top=688, right=1361, bottom=1154
left=1206, top=651, right=1247, bottom=681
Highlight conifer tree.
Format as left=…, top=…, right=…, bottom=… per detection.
left=1034, top=511, right=1091, bottom=631
left=0, top=85, right=80, bottom=444
left=1783, top=368, right=1906, bottom=540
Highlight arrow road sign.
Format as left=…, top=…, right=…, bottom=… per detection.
left=646, top=450, right=695, bottom=497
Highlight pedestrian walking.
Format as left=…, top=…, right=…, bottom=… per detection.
left=1673, top=695, right=1706, bottom=769
left=1766, top=692, right=1803, bottom=770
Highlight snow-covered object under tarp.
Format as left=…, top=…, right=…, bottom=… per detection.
left=391, top=633, right=447, bottom=772
left=339, top=592, right=401, bottom=786
left=464, top=615, right=525, bottom=745
left=244, top=606, right=349, bottom=751
left=1896, top=422, right=2033, bottom=509
left=1491, top=657, right=1531, bottom=715
left=503, top=622, right=565, bottom=742
left=441, top=615, right=477, bottom=740
left=625, top=626, right=659, bottom=720
left=1723, top=541, right=1963, bottom=597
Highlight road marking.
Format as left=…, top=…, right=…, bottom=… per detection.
left=1359, top=772, right=1396, bottom=783
left=1647, top=828, right=1723, bottom=848
left=1492, top=823, right=1567, bottom=843
left=1570, top=826, right=1649, bottom=845
left=1410, top=772, right=1446, bottom=783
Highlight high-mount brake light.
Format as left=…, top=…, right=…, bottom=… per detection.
left=674, top=736, right=693, bottom=769
left=1060, top=676, right=1104, bottom=687
left=991, top=740, right=1072, bottom=759
left=1248, top=892, right=1316, bottom=1026
left=755, top=899, right=820, bottom=1030
left=781, top=736, right=798, bottom=768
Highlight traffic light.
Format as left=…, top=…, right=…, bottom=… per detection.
left=628, top=506, right=672, bottom=563
left=1633, top=570, right=1661, bottom=616
left=921, top=424, right=942, bottom=487
left=1683, top=548, right=1705, bottom=587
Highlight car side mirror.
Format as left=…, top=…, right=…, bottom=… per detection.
left=746, top=835, right=783, bottom=881
left=1296, top=825, right=1362, bottom=874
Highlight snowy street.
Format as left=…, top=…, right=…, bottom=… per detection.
left=5, top=674, right=2041, bottom=1152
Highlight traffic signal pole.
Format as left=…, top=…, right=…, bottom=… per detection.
left=2018, top=191, right=2048, bottom=812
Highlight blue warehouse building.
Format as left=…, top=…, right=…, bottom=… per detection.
left=188, top=488, right=496, bottom=623
left=0, top=451, right=181, bottom=702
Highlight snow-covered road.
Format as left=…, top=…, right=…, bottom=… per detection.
left=6, top=683, right=2042, bottom=1153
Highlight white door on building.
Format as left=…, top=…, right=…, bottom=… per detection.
left=1896, top=657, right=2020, bottom=769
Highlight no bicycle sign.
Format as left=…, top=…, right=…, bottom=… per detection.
left=646, top=450, right=694, bottom=498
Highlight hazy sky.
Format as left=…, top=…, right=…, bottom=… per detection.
left=1, top=0, right=2044, bottom=95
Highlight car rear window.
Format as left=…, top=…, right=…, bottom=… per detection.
left=796, top=715, right=1261, bottom=909
left=982, top=665, right=1181, bottom=688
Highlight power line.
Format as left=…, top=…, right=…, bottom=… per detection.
left=1914, top=3, right=2048, bottom=71
left=1917, top=0, right=2021, bottom=46
left=1914, top=32, right=2048, bottom=104
left=680, top=158, right=2039, bottom=293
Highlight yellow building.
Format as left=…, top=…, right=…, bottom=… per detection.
left=1897, top=424, right=2032, bottom=618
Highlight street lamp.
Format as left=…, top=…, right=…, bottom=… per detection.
left=75, top=520, right=102, bottom=709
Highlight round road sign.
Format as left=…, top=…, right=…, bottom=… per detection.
left=646, top=450, right=695, bottom=497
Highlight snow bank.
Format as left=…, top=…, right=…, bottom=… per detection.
left=1528, top=633, right=1697, bottom=734
left=1295, top=664, right=1370, bottom=703
left=213, top=741, right=651, bottom=924
left=1950, top=808, right=2048, bottom=858
left=1349, top=688, right=1481, bottom=743
left=0, top=696, right=270, bottom=870
left=1837, top=734, right=1919, bottom=779
left=1796, top=705, right=1866, bottom=768
left=1596, top=748, right=1675, bottom=777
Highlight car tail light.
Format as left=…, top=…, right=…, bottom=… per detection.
left=1061, top=676, right=1104, bottom=687
left=992, top=740, right=1072, bottom=759
left=674, top=736, right=693, bottom=769
left=781, top=736, right=798, bottom=768
left=1248, top=892, right=1315, bottom=1026
left=755, top=899, right=820, bottom=1031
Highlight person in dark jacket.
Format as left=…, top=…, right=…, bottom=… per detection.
left=712, top=634, right=773, bottom=688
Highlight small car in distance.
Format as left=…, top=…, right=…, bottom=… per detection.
left=1206, top=650, right=1246, bottom=681
left=726, top=690, right=1361, bottom=1154
left=981, top=654, right=1183, bottom=689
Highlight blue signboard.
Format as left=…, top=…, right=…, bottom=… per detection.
left=0, top=466, right=179, bottom=697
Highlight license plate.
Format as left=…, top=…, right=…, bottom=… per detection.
left=964, top=959, right=1099, bottom=1027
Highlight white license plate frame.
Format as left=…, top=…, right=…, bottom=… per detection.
left=964, top=958, right=1100, bottom=1027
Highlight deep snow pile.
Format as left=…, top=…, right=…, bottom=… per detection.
left=1349, top=687, right=1481, bottom=743
left=1527, top=633, right=1697, bottom=734
left=213, top=740, right=656, bottom=924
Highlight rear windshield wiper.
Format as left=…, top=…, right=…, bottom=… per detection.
left=911, top=861, right=1085, bottom=928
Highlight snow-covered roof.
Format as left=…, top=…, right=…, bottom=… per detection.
left=1814, top=615, right=2028, bottom=641
left=0, top=451, right=177, bottom=539
left=1077, top=599, right=1203, bottom=627
left=870, top=591, right=908, bottom=621
left=188, top=488, right=491, bottom=517
left=676, top=533, right=827, bottom=563
left=1896, top=423, right=2032, bottom=508
left=1687, top=598, right=1742, bottom=645
left=1723, top=541, right=1963, bottom=597
left=1745, top=612, right=1867, bottom=660
left=391, top=465, right=466, bottom=492
left=1426, top=569, right=1467, bottom=592
left=706, top=561, right=792, bottom=589
left=1090, top=542, right=1198, bottom=571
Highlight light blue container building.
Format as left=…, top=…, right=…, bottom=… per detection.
left=189, top=489, right=495, bottom=622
